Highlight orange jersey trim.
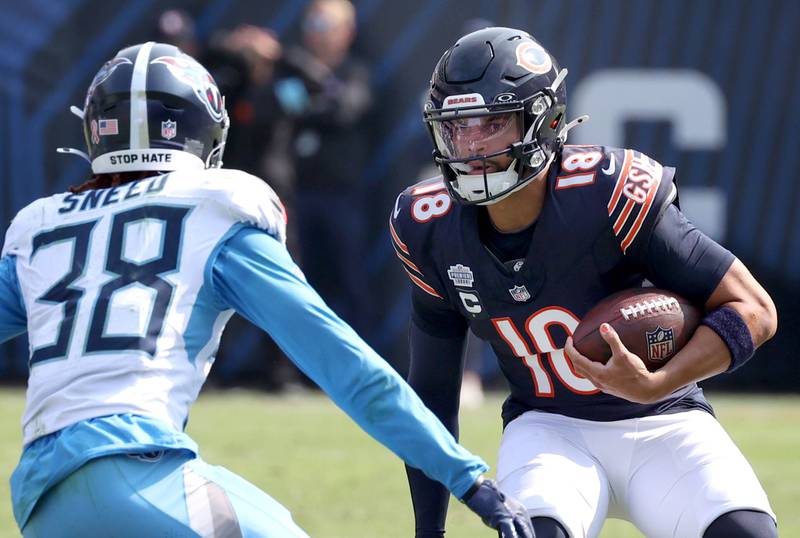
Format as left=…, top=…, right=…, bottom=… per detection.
left=388, top=217, right=410, bottom=255
left=612, top=199, right=636, bottom=235
left=393, top=247, right=422, bottom=274
left=607, top=149, right=634, bottom=214
left=620, top=174, right=661, bottom=253
left=404, top=268, right=443, bottom=299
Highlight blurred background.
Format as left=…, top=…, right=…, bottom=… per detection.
left=1, top=0, right=799, bottom=397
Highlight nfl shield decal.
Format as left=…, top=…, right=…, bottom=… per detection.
left=646, top=326, right=675, bottom=362
left=447, top=264, right=474, bottom=287
left=161, top=120, right=177, bottom=140
left=508, top=285, right=531, bottom=302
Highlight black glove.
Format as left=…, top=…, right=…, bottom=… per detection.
left=461, top=476, right=535, bottom=538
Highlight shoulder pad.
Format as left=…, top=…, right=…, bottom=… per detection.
left=2, top=198, right=51, bottom=257
left=555, top=145, right=676, bottom=255
left=393, top=176, right=452, bottom=224
left=168, top=169, right=288, bottom=244
left=389, top=176, right=450, bottom=300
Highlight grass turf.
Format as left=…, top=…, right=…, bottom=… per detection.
left=0, top=389, right=796, bottom=537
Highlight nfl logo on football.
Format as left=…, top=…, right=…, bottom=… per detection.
left=646, top=327, right=674, bottom=362
left=161, top=120, right=177, bottom=140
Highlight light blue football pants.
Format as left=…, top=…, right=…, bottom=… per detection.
left=22, top=450, right=310, bottom=538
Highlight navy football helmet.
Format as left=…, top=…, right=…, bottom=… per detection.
left=60, top=42, right=229, bottom=173
left=424, top=27, right=586, bottom=205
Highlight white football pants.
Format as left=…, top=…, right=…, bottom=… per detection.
left=497, top=409, right=774, bottom=538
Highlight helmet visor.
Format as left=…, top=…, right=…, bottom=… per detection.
left=431, top=112, right=522, bottom=167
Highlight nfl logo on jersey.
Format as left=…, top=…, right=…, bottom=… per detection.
left=508, top=285, right=531, bottom=302
left=646, top=327, right=674, bottom=362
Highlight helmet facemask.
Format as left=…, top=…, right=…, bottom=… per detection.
left=424, top=27, right=591, bottom=205
left=425, top=84, right=565, bottom=205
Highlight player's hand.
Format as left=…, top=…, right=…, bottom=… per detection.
left=565, top=323, right=665, bottom=404
left=461, top=476, right=534, bottom=538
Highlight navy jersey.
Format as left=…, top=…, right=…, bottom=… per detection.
left=390, top=145, right=735, bottom=425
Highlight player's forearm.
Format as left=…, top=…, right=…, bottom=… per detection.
left=704, top=259, right=777, bottom=348
left=406, top=464, right=450, bottom=537
left=404, top=322, right=468, bottom=534
left=212, top=229, right=488, bottom=497
left=312, top=342, right=487, bottom=497
left=653, top=325, right=733, bottom=396
left=655, top=288, right=776, bottom=398
left=407, top=321, right=467, bottom=434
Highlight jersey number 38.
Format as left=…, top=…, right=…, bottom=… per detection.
left=30, top=205, right=190, bottom=365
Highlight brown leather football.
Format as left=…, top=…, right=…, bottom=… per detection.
left=572, top=288, right=701, bottom=371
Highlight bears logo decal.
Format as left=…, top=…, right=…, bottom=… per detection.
left=515, top=41, right=553, bottom=75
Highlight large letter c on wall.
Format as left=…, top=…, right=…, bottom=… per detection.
left=570, top=69, right=726, bottom=150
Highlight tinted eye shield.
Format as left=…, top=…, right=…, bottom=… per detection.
left=434, top=115, right=518, bottom=161
left=424, top=90, right=554, bottom=167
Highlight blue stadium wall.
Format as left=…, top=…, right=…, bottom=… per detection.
left=0, top=0, right=798, bottom=390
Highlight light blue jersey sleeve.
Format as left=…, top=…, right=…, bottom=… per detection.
left=210, top=227, right=487, bottom=498
left=0, top=256, right=27, bottom=343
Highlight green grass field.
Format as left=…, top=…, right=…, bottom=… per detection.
left=0, top=389, right=796, bottom=537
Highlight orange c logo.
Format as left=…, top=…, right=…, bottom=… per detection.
left=516, top=42, right=553, bottom=75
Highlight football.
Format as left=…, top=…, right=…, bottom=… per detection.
left=572, top=288, right=701, bottom=371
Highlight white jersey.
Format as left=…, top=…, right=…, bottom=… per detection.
left=1, top=169, right=286, bottom=444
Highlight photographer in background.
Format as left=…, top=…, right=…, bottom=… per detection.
left=274, top=0, right=374, bottom=334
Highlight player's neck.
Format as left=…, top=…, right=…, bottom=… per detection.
left=485, top=170, right=547, bottom=233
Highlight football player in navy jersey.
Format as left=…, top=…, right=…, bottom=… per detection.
left=391, top=27, right=778, bottom=538
left=0, top=42, right=534, bottom=537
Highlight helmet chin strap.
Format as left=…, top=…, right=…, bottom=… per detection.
left=69, top=105, right=85, bottom=120
left=56, top=147, right=90, bottom=162
left=57, top=105, right=91, bottom=162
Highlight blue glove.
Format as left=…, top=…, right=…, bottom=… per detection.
left=461, top=477, right=535, bottom=538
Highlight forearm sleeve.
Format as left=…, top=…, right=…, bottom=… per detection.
left=405, top=291, right=469, bottom=536
left=211, top=227, right=487, bottom=497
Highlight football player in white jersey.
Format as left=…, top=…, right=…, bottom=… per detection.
left=0, top=42, right=535, bottom=538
